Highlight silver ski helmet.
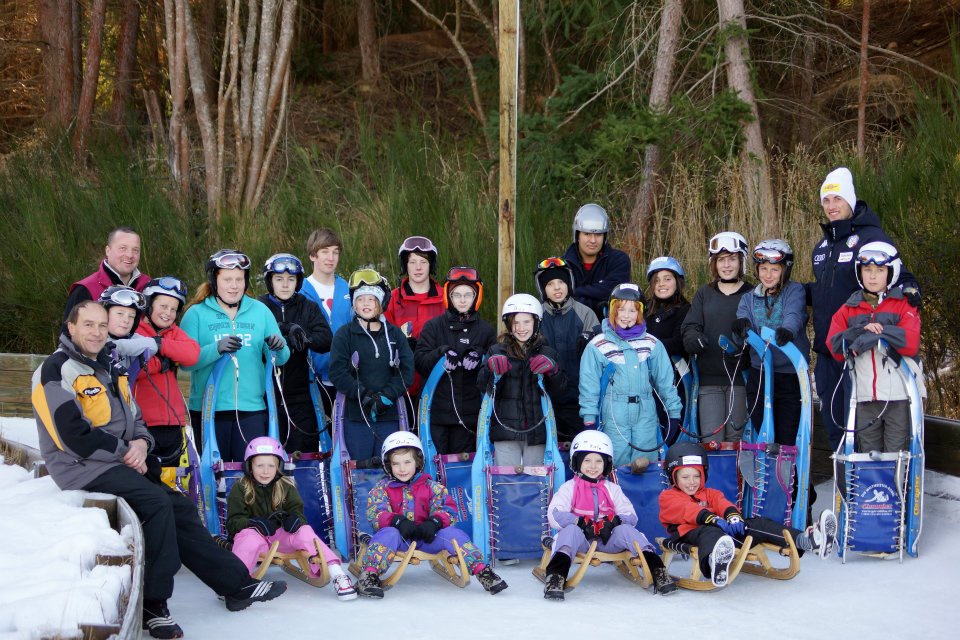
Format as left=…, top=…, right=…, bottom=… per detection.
left=752, top=239, right=794, bottom=284
left=572, top=203, right=609, bottom=243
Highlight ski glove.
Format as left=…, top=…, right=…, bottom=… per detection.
left=390, top=515, right=418, bottom=540
left=156, top=355, right=174, bottom=373
left=249, top=517, right=279, bottom=537
left=461, top=350, right=481, bottom=371
left=265, top=334, right=285, bottom=351
left=597, top=515, right=623, bottom=545
left=774, top=327, right=794, bottom=347
left=416, top=516, right=444, bottom=543
left=731, top=317, right=752, bottom=340
left=217, top=335, right=243, bottom=354
left=684, top=333, right=708, bottom=355
left=444, top=349, right=461, bottom=372
left=902, top=286, right=920, bottom=308
left=115, top=335, right=159, bottom=359
left=664, top=417, right=682, bottom=446
left=486, top=354, right=511, bottom=376
left=281, top=514, right=303, bottom=534
left=285, top=324, right=309, bottom=352
left=529, top=354, right=558, bottom=376
left=361, top=392, right=393, bottom=421
left=725, top=514, right=746, bottom=537
left=576, top=516, right=596, bottom=541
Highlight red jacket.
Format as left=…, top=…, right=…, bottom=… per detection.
left=133, top=322, right=200, bottom=427
left=385, top=279, right=445, bottom=394
left=658, top=485, right=740, bottom=538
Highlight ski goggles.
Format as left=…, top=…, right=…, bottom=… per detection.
left=348, top=268, right=384, bottom=289
left=709, top=235, right=747, bottom=255
left=856, top=249, right=897, bottom=266
left=445, top=266, right=480, bottom=283
left=752, top=248, right=788, bottom=264
left=537, top=257, right=568, bottom=270
left=102, top=288, right=146, bottom=310
left=149, top=277, right=188, bottom=298
left=211, top=251, right=251, bottom=270
left=399, top=236, right=437, bottom=254
left=264, top=253, right=304, bottom=275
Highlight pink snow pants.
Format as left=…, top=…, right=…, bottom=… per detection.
left=232, top=524, right=339, bottom=577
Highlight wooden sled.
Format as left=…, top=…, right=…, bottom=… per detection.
left=253, top=537, right=331, bottom=587
left=739, top=530, right=801, bottom=581
left=657, top=535, right=754, bottom=591
left=347, top=533, right=471, bottom=590
left=533, top=539, right=653, bottom=591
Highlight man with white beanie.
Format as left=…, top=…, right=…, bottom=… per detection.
left=807, top=167, right=920, bottom=452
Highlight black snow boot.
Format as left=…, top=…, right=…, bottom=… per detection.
left=224, top=580, right=288, bottom=611
left=643, top=551, right=678, bottom=596
left=357, top=571, right=385, bottom=599
left=142, top=600, right=184, bottom=639
left=475, top=566, right=508, bottom=594
left=543, top=552, right=571, bottom=601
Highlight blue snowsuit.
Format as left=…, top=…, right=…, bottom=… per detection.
left=579, top=320, right=681, bottom=465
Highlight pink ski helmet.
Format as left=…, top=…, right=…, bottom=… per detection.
left=243, top=437, right=288, bottom=475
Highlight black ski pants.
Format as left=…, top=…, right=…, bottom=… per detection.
left=84, top=465, right=253, bottom=603
left=678, top=517, right=804, bottom=578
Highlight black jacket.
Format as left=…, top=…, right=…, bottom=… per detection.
left=329, top=318, right=414, bottom=423
left=476, top=338, right=566, bottom=445
left=259, top=293, right=332, bottom=403
left=562, top=242, right=632, bottom=319
left=681, top=283, right=752, bottom=386
left=806, top=201, right=918, bottom=355
left=540, top=299, right=598, bottom=407
left=645, top=302, right=690, bottom=360
left=414, top=310, right=496, bottom=426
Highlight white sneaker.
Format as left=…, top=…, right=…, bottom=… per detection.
left=817, top=510, right=838, bottom=559
left=332, top=573, right=357, bottom=601
left=709, top=535, right=736, bottom=588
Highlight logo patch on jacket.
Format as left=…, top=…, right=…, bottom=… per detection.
left=82, top=386, right=103, bottom=397
left=847, top=234, right=859, bottom=248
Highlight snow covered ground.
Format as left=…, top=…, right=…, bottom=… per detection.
left=2, top=415, right=958, bottom=639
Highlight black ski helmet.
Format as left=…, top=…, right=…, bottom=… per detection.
left=99, top=285, right=147, bottom=334
left=142, top=276, right=188, bottom=319
left=206, top=249, right=251, bottom=296
left=534, top=256, right=575, bottom=302
left=664, top=442, right=709, bottom=487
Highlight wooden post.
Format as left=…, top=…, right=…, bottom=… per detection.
left=497, top=0, right=519, bottom=315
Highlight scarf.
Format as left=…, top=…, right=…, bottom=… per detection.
left=613, top=320, right=647, bottom=341
left=569, top=475, right=617, bottom=520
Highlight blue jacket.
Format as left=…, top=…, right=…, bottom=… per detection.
left=736, top=281, right=810, bottom=374
left=807, top=201, right=917, bottom=355
left=540, top=298, right=599, bottom=408
left=562, top=242, right=632, bottom=319
left=300, top=275, right=352, bottom=382
left=579, top=320, right=680, bottom=464
left=181, top=296, right=290, bottom=412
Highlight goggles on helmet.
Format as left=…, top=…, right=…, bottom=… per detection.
left=102, top=287, right=146, bottom=310
left=399, top=236, right=437, bottom=254
left=212, top=251, right=251, bottom=270
left=856, top=249, right=897, bottom=266
left=753, top=248, right=789, bottom=265
left=446, top=266, right=480, bottom=282
left=709, top=235, right=746, bottom=255
left=537, top=257, right=569, bottom=270
left=348, top=268, right=383, bottom=289
left=264, top=254, right=304, bottom=275
left=150, top=277, right=187, bottom=298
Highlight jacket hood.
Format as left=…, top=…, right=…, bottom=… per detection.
left=542, top=297, right=575, bottom=316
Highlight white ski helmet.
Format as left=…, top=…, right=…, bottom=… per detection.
left=855, top=241, right=901, bottom=291
left=380, top=431, right=425, bottom=478
left=708, top=231, right=749, bottom=276
left=501, top=293, right=543, bottom=321
left=570, top=430, right=614, bottom=476
left=572, top=203, right=610, bottom=242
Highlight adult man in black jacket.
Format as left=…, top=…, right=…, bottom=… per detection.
left=562, top=203, right=632, bottom=319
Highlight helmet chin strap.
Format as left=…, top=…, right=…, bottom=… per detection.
left=719, top=276, right=740, bottom=284
left=216, top=294, right=240, bottom=309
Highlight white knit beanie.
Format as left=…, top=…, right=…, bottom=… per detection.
left=353, top=285, right=385, bottom=305
left=820, top=167, right=857, bottom=211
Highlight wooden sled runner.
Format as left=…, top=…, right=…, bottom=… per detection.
left=533, top=539, right=653, bottom=591
left=738, top=530, right=801, bottom=581
left=253, top=537, right=331, bottom=587
left=347, top=533, right=471, bottom=589
left=657, top=535, right=754, bottom=591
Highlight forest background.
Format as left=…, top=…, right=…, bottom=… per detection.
left=0, top=0, right=958, bottom=416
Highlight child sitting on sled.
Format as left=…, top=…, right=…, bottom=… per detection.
left=826, top=241, right=921, bottom=453
left=542, top=430, right=677, bottom=600
left=226, top=437, right=357, bottom=600
left=355, top=432, right=507, bottom=598
left=658, top=442, right=837, bottom=588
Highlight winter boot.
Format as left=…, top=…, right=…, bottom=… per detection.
left=142, top=600, right=183, bottom=639
left=543, top=552, right=572, bottom=601
left=817, top=510, right=838, bottom=559
left=643, top=551, right=678, bottom=596
left=357, top=571, right=384, bottom=599
left=708, top=535, right=736, bottom=588
left=224, top=580, right=288, bottom=611
left=475, top=566, right=508, bottom=595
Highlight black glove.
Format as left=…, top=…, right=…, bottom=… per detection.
left=284, top=324, right=308, bottom=352
left=597, top=515, right=623, bottom=544
left=731, top=317, right=752, bottom=340
left=153, top=335, right=163, bottom=351
left=390, top=515, right=418, bottom=540
left=665, top=417, right=681, bottom=446
left=249, top=517, right=279, bottom=537
left=144, top=454, right=163, bottom=484
left=576, top=516, right=596, bottom=541
left=361, top=391, right=393, bottom=421
left=217, top=335, right=242, bottom=354
left=265, top=334, right=285, bottom=351
left=280, top=513, right=303, bottom=533
left=156, top=355, right=173, bottom=373
left=685, top=333, right=708, bottom=355
left=902, top=286, right=920, bottom=308
left=774, top=327, right=794, bottom=347
left=416, top=516, right=444, bottom=543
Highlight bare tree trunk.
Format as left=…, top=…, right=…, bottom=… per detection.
left=242, top=0, right=280, bottom=207
left=38, top=0, right=75, bottom=128
left=181, top=0, right=220, bottom=212
left=74, top=0, right=108, bottom=155
left=163, top=0, right=189, bottom=196
left=71, top=0, right=81, bottom=113
left=199, top=0, right=219, bottom=101
left=628, top=0, right=683, bottom=261
left=716, top=0, right=774, bottom=234
left=797, top=33, right=815, bottom=147
left=109, top=0, right=141, bottom=127
left=357, top=0, right=380, bottom=89
left=321, top=0, right=336, bottom=53
left=856, top=0, right=870, bottom=159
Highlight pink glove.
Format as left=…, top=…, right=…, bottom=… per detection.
left=487, top=354, right=511, bottom=376
left=529, top=354, right=558, bottom=375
